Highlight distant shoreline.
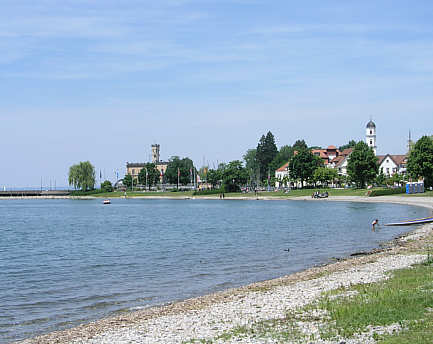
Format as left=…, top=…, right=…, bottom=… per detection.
left=2, top=194, right=433, bottom=211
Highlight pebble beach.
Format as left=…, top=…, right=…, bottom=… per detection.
left=16, top=196, right=433, bottom=344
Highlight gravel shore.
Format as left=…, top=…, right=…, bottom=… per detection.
left=17, top=196, right=433, bottom=344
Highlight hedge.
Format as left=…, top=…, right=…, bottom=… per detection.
left=367, top=187, right=406, bottom=197
left=192, top=189, right=224, bottom=196
left=70, top=189, right=109, bottom=196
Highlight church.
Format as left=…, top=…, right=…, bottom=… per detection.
left=364, top=120, right=408, bottom=177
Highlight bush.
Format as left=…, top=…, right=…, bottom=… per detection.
left=193, top=188, right=224, bottom=196
left=367, top=187, right=406, bottom=197
left=101, top=180, right=113, bottom=192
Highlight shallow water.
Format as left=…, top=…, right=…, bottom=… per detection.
left=0, top=198, right=430, bottom=343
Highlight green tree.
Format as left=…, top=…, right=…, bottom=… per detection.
left=256, top=131, right=278, bottom=181
left=68, top=161, right=96, bottom=191
left=100, top=180, right=113, bottom=192
left=138, top=163, right=160, bottom=189
left=222, top=160, right=248, bottom=192
left=292, top=139, right=308, bottom=151
left=289, top=149, right=322, bottom=187
left=375, top=170, right=387, bottom=186
left=339, top=140, right=357, bottom=152
left=207, top=168, right=222, bottom=188
left=313, top=167, right=338, bottom=187
left=347, top=141, right=378, bottom=188
left=407, top=136, right=433, bottom=187
left=165, top=156, right=195, bottom=186
left=243, top=149, right=260, bottom=187
left=123, top=174, right=133, bottom=189
left=269, top=145, right=294, bottom=173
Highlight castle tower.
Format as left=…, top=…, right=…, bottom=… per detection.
left=366, top=120, right=377, bottom=155
left=151, top=144, right=160, bottom=164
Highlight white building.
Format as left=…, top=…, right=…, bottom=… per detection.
left=377, top=154, right=407, bottom=176
left=366, top=120, right=377, bottom=155
left=329, top=148, right=353, bottom=176
left=275, top=162, right=289, bottom=188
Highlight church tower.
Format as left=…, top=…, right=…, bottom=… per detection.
left=151, top=144, right=160, bottom=164
left=366, top=120, right=377, bottom=155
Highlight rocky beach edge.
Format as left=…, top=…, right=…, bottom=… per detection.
left=16, top=196, right=433, bottom=344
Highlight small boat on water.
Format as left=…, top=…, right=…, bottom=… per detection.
left=384, top=216, right=433, bottom=226
left=103, top=199, right=111, bottom=205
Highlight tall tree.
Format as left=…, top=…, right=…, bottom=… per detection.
left=347, top=141, right=378, bottom=188
left=138, top=163, right=160, bottom=189
left=165, top=156, right=195, bottom=185
left=222, top=160, right=248, bottom=192
left=407, top=136, right=433, bottom=187
left=289, top=149, right=322, bottom=187
left=68, top=161, right=96, bottom=191
left=292, top=139, right=308, bottom=151
left=256, top=131, right=278, bottom=181
left=243, top=149, right=260, bottom=186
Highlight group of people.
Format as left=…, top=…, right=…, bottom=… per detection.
left=311, top=190, right=328, bottom=198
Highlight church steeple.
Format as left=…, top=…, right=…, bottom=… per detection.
left=407, top=130, right=414, bottom=153
left=366, top=119, right=377, bottom=155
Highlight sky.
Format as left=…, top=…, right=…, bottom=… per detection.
left=1, top=0, right=433, bottom=187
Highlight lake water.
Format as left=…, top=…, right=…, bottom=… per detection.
left=0, top=198, right=431, bottom=343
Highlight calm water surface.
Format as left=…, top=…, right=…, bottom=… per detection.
left=0, top=198, right=431, bottom=343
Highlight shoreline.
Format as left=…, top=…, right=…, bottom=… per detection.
left=15, top=196, right=433, bottom=344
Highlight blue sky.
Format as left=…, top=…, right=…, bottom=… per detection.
left=1, top=0, right=433, bottom=187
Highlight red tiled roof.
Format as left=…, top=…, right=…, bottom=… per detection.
left=340, top=148, right=353, bottom=156
left=390, top=155, right=407, bottom=165
left=276, top=162, right=289, bottom=172
left=327, top=145, right=337, bottom=150
left=378, top=154, right=408, bottom=166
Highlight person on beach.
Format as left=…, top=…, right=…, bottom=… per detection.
left=372, top=218, right=378, bottom=231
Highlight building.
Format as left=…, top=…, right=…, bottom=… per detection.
left=329, top=148, right=354, bottom=176
left=377, top=154, right=407, bottom=176
left=275, top=162, right=289, bottom=188
left=312, top=145, right=340, bottom=166
left=366, top=120, right=377, bottom=155
left=126, top=144, right=169, bottom=182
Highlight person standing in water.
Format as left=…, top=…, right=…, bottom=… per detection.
left=372, top=219, right=378, bottom=231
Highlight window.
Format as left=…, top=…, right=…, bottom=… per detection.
left=132, top=169, right=135, bottom=175
left=370, top=140, right=372, bottom=145
left=370, top=130, right=372, bottom=135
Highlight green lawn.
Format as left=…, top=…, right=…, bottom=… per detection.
left=217, top=188, right=369, bottom=198
left=317, top=260, right=433, bottom=343
left=401, top=189, right=433, bottom=197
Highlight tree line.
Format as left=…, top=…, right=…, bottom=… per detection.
left=68, top=134, right=433, bottom=192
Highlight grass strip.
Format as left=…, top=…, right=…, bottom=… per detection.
left=317, top=261, right=433, bottom=342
